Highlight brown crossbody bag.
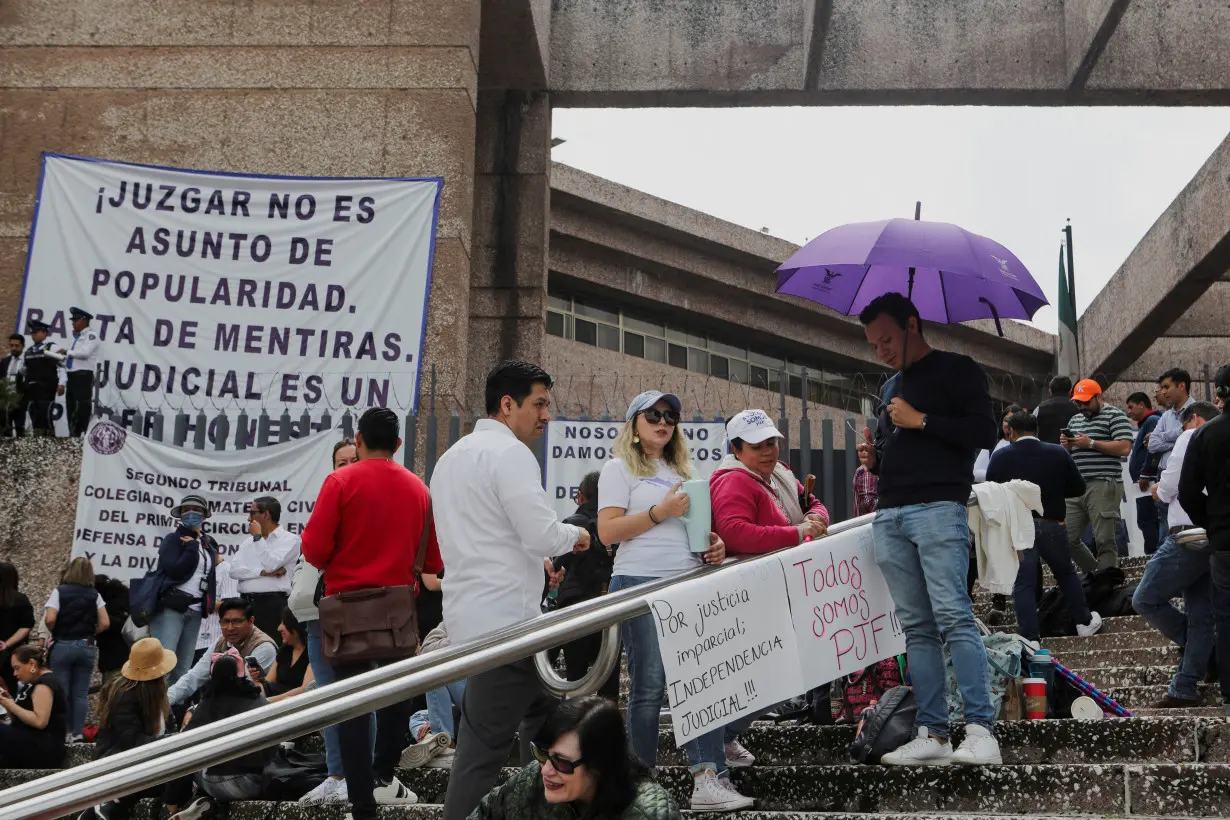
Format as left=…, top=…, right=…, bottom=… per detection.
left=317, top=505, right=431, bottom=664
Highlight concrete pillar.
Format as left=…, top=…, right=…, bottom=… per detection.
left=467, top=88, right=552, bottom=409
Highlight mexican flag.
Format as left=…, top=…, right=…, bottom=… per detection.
left=1057, top=246, right=1080, bottom=381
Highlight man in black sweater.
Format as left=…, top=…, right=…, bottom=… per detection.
left=986, top=411, right=1100, bottom=642
left=856, top=293, right=1000, bottom=768
left=1180, top=364, right=1230, bottom=712
left=1034, top=376, right=1079, bottom=445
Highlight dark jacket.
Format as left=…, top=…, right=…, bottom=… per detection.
left=188, top=685, right=274, bottom=775
left=985, top=437, right=1086, bottom=521
left=469, top=761, right=680, bottom=820
left=871, top=352, right=998, bottom=509
left=133, top=526, right=219, bottom=624
left=1128, top=411, right=1162, bottom=482
left=1035, top=395, right=1080, bottom=446
left=1179, top=414, right=1230, bottom=553
left=552, top=500, right=614, bottom=605
left=94, top=687, right=163, bottom=760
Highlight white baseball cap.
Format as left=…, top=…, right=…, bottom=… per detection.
left=726, top=409, right=783, bottom=445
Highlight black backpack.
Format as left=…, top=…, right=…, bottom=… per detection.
left=848, top=685, right=917, bottom=764
left=260, top=748, right=328, bottom=800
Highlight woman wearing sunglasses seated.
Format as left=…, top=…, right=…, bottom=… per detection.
left=469, top=696, right=678, bottom=820
left=597, top=392, right=751, bottom=812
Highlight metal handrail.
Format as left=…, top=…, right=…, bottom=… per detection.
left=2, top=514, right=880, bottom=820
left=6, top=505, right=1153, bottom=820
left=535, top=624, right=622, bottom=698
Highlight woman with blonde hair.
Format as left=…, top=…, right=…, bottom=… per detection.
left=45, top=556, right=109, bottom=741
left=597, top=391, right=750, bottom=812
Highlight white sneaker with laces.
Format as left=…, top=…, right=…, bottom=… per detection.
left=690, top=769, right=754, bottom=812
left=299, top=777, right=342, bottom=805
left=1076, top=611, right=1104, bottom=638
left=399, top=731, right=452, bottom=768
left=323, top=779, right=349, bottom=805
left=724, top=739, right=756, bottom=767
left=951, top=723, right=1002, bottom=766
left=880, top=727, right=953, bottom=766
left=373, top=775, right=418, bottom=804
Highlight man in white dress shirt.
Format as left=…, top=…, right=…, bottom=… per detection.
left=432, top=360, right=590, bottom=820
left=62, top=306, right=101, bottom=437
left=229, top=496, right=301, bottom=641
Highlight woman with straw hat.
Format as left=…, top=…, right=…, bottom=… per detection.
left=78, top=638, right=176, bottom=820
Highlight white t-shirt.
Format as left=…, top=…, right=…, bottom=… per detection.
left=174, top=545, right=211, bottom=613
left=44, top=589, right=105, bottom=610
left=598, top=457, right=701, bottom=578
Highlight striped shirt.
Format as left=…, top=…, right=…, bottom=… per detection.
left=1067, top=405, right=1134, bottom=480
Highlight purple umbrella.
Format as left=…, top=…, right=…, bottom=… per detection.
left=775, top=218, right=1048, bottom=333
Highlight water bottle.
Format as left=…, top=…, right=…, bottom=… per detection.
left=1029, top=648, right=1056, bottom=717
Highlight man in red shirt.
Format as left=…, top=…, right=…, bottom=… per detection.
left=302, top=407, right=442, bottom=818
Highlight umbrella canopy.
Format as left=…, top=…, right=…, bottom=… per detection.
left=775, top=218, right=1049, bottom=327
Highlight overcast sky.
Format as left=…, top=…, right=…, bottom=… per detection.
left=551, top=107, right=1230, bottom=335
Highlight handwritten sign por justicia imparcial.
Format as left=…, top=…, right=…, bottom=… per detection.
left=648, top=560, right=804, bottom=747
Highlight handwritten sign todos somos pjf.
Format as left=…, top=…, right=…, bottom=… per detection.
left=779, top=524, right=906, bottom=686
left=650, top=524, right=905, bottom=745
left=649, top=561, right=803, bottom=747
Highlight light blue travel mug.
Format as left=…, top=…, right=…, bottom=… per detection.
left=678, top=478, right=712, bottom=553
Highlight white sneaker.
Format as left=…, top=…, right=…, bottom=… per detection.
left=951, top=724, right=1002, bottom=766
left=322, top=779, right=349, bottom=805
left=373, top=776, right=418, bottom=804
left=1076, top=611, right=1104, bottom=638
left=690, top=769, right=754, bottom=812
left=298, top=777, right=342, bottom=805
left=880, top=727, right=953, bottom=766
left=168, top=797, right=211, bottom=820
left=425, top=747, right=455, bottom=768
left=399, top=731, right=451, bottom=768
left=724, top=739, right=756, bottom=768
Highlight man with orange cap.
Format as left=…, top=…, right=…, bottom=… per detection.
left=1060, top=379, right=1135, bottom=573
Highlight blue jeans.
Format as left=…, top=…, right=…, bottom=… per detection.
left=609, top=575, right=726, bottom=774
left=306, top=619, right=373, bottom=777
left=1132, top=534, right=1213, bottom=700
left=50, top=639, right=97, bottom=736
left=872, top=502, right=994, bottom=736
left=426, top=681, right=466, bottom=738
left=1014, top=521, right=1092, bottom=642
left=149, top=608, right=202, bottom=685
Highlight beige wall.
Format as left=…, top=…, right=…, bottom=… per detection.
left=0, top=0, right=481, bottom=414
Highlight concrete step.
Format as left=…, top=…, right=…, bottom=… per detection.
left=1046, top=630, right=1173, bottom=654
left=392, top=763, right=1230, bottom=815
left=984, top=615, right=1150, bottom=637
left=1131, top=707, right=1226, bottom=718
left=1108, top=685, right=1224, bottom=710
left=1071, top=665, right=1181, bottom=688
left=1050, top=646, right=1180, bottom=670
left=10, top=761, right=1230, bottom=816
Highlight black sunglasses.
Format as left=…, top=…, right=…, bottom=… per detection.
left=531, top=742, right=585, bottom=774
left=640, top=407, right=680, bottom=426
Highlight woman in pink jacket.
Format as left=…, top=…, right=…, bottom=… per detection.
left=710, top=410, right=830, bottom=555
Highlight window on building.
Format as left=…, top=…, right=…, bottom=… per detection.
left=688, top=348, right=709, bottom=374
left=624, top=331, right=645, bottom=358
left=645, top=336, right=666, bottom=364
left=546, top=311, right=566, bottom=338
left=575, top=318, right=597, bottom=346
left=710, top=355, right=729, bottom=380
left=668, top=343, right=688, bottom=369
left=597, top=324, right=620, bottom=351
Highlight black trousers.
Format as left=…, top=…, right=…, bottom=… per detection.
left=66, top=371, right=94, bottom=436
left=555, top=627, right=620, bottom=701
left=242, top=591, right=287, bottom=643
left=332, top=655, right=416, bottom=819
left=0, top=400, right=25, bottom=437
left=26, top=385, right=55, bottom=434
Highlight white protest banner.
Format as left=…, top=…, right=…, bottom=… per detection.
left=648, top=560, right=804, bottom=747
left=779, top=524, right=906, bottom=688
left=73, top=419, right=336, bottom=583
left=545, top=420, right=726, bottom=518
left=19, top=154, right=442, bottom=433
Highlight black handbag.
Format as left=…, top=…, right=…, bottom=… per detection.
left=260, top=748, right=328, bottom=800
left=159, top=588, right=196, bottom=614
